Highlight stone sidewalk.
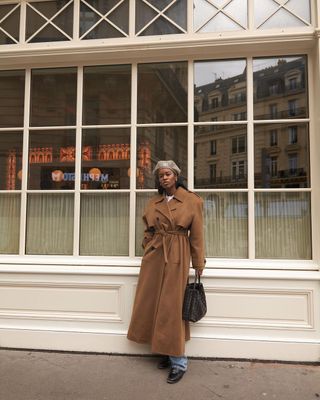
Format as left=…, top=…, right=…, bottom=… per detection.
left=0, top=349, right=320, bottom=400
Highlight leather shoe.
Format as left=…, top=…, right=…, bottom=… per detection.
left=157, top=356, right=171, bottom=369
left=167, top=367, right=185, bottom=384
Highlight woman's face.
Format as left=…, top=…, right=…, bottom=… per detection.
left=158, top=168, right=177, bottom=192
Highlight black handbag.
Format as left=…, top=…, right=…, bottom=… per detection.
left=182, top=272, right=207, bottom=322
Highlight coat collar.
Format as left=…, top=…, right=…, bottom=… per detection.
left=154, top=187, right=187, bottom=204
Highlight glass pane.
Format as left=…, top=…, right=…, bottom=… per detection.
left=28, top=130, right=76, bottom=190
left=80, top=193, right=129, bottom=255
left=83, top=65, right=131, bottom=125
left=30, top=67, right=77, bottom=126
left=135, top=192, right=155, bottom=256
left=81, top=128, right=130, bottom=189
left=255, top=192, right=311, bottom=259
left=0, top=31, right=15, bottom=45
left=80, top=0, right=129, bottom=39
left=255, top=0, right=310, bottom=29
left=194, top=125, right=247, bottom=188
left=137, top=126, right=187, bottom=189
left=200, top=192, right=248, bottom=258
left=136, top=0, right=186, bottom=35
left=0, top=5, right=20, bottom=41
left=0, top=70, right=25, bottom=127
left=138, top=62, right=187, bottom=123
left=0, top=194, right=20, bottom=254
left=194, top=59, right=247, bottom=122
left=254, top=123, right=309, bottom=188
left=0, top=132, right=23, bottom=190
left=194, top=0, right=247, bottom=32
left=26, top=0, right=73, bottom=42
left=253, top=56, right=308, bottom=120
left=26, top=193, right=74, bottom=255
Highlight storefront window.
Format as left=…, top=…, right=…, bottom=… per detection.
left=137, top=126, right=188, bottom=189
left=83, top=65, right=131, bottom=125
left=253, top=56, right=308, bottom=120
left=28, top=129, right=76, bottom=190
left=0, top=194, right=20, bottom=254
left=26, top=193, right=74, bottom=255
left=30, top=68, right=77, bottom=126
left=81, top=128, right=130, bottom=190
left=0, top=70, right=25, bottom=128
left=137, top=62, right=188, bottom=123
left=255, top=192, right=311, bottom=259
left=80, top=193, right=129, bottom=255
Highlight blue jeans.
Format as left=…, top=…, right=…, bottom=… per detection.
left=169, top=355, right=188, bottom=371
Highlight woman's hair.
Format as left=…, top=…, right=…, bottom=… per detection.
left=155, top=175, right=188, bottom=194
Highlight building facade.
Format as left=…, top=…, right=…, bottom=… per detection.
left=0, top=0, right=320, bottom=361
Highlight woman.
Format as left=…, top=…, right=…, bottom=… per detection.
left=127, top=160, right=206, bottom=384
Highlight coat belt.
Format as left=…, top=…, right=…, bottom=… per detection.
left=154, top=229, right=188, bottom=264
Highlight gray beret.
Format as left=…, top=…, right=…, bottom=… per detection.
left=153, top=160, right=181, bottom=176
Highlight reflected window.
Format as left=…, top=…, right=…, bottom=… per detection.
left=138, top=62, right=187, bottom=123
left=83, top=64, right=131, bottom=125
left=30, top=68, right=77, bottom=126
left=81, top=128, right=130, bottom=190
left=253, top=56, right=308, bottom=120
left=194, top=124, right=247, bottom=189
left=254, top=123, right=309, bottom=188
left=270, top=129, right=277, bottom=146
left=194, top=59, right=247, bottom=122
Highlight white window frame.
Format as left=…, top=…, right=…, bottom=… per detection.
left=0, top=0, right=318, bottom=272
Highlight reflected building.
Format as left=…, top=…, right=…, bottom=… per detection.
left=194, top=57, right=309, bottom=189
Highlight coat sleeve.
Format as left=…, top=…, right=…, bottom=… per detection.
left=189, top=197, right=206, bottom=270
left=142, top=215, right=154, bottom=249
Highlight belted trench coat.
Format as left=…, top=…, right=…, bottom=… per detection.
left=127, top=187, right=205, bottom=357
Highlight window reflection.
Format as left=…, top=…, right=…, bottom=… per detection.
left=0, top=70, right=25, bottom=127
left=83, top=64, right=131, bottom=125
left=0, top=132, right=23, bottom=190
left=254, top=123, right=309, bottom=188
left=0, top=3, right=20, bottom=44
left=30, top=68, right=77, bottom=126
left=81, top=128, right=130, bottom=190
left=194, top=125, right=247, bottom=189
left=253, top=56, right=308, bottom=120
left=137, top=126, right=187, bottom=189
left=28, top=130, right=76, bottom=190
left=194, top=59, right=247, bottom=122
left=138, top=62, right=188, bottom=123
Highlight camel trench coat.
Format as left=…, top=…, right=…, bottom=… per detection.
left=127, top=187, right=205, bottom=357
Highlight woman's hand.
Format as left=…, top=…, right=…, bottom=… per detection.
left=196, top=269, right=203, bottom=276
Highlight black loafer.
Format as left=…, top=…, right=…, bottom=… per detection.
left=167, top=367, right=185, bottom=384
left=157, top=356, right=171, bottom=369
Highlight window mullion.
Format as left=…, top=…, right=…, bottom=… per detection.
left=129, top=63, right=138, bottom=258
left=73, top=66, right=83, bottom=256
left=188, top=59, right=194, bottom=191
left=247, top=57, right=255, bottom=260
left=19, top=68, right=31, bottom=255
left=73, top=0, right=80, bottom=40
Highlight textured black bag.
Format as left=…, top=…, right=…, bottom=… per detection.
left=182, top=272, right=207, bottom=322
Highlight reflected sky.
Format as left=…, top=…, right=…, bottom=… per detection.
left=194, top=59, right=246, bottom=87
